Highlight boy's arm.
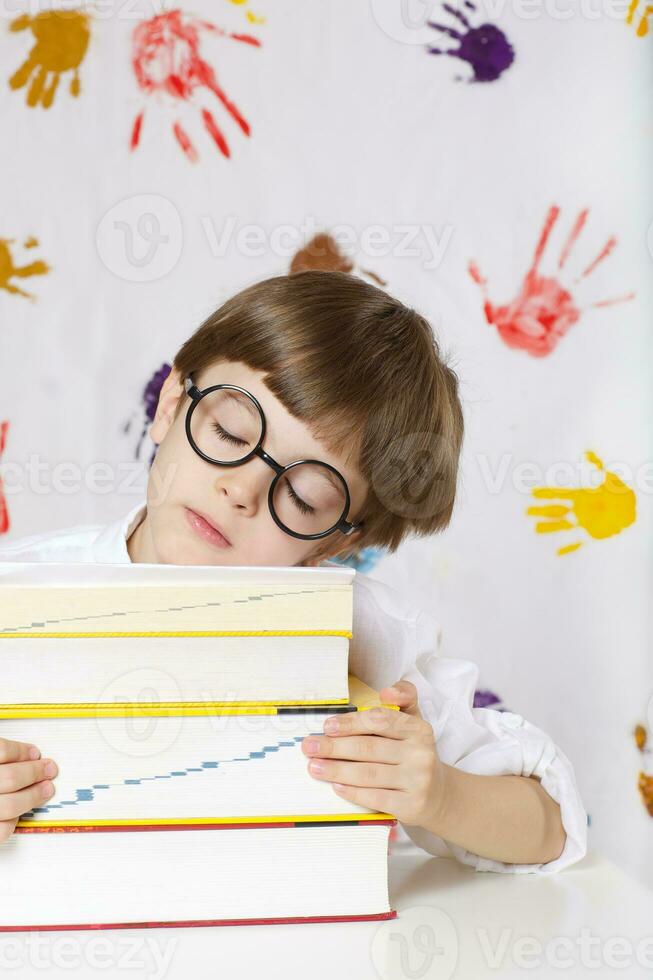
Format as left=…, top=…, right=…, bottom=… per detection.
left=428, top=764, right=566, bottom=866
left=380, top=680, right=569, bottom=866
left=333, top=581, right=588, bottom=874
left=389, top=611, right=589, bottom=874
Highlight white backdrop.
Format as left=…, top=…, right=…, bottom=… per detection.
left=0, top=0, right=651, bottom=887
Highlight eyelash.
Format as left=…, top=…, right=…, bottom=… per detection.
left=212, top=422, right=246, bottom=447
left=284, top=480, right=314, bottom=515
left=211, top=423, right=315, bottom=515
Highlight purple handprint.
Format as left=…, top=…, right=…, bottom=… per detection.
left=427, top=1, right=515, bottom=83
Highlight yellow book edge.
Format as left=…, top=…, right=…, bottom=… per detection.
left=0, top=630, right=352, bottom=639
left=0, top=675, right=399, bottom=719
left=18, top=813, right=397, bottom=828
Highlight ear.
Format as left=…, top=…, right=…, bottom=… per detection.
left=302, top=529, right=364, bottom=567
left=149, top=367, right=186, bottom=446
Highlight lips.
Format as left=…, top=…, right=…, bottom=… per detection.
left=185, top=507, right=232, bottom=548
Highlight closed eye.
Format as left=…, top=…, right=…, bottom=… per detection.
left=212, top=422, right=248, bottom=447
left=285, top=480, right=315, bottom=515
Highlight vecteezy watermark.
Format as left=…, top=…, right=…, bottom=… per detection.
left=370, top=908, right=653, bottom=978
left=0, top=933, right=176, bottom=977
left=94, top=668, right=186, bottom=757
left=96, top=195, right=183, bottom=283
left=1, top=450, right=652, bottom=509
left=0, top=0, right=177, bottom=19
left=369, top=0, right=634, bottom=44
left=475, top=927, right=653, bottom=971
left=370, top=905, right=459, bottom=979
left=200, top=214, right=454, bottom=271
left=0, top=456, right=167, bottom=502
left=94, top=199, right=454, bottom=280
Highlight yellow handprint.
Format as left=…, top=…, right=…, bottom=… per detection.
left=0, top=237, right=50, bottom=301
left=8, top=10, right=91, bottom=108
left=626, top=0, right=653, bottom=36
left=527, top=451, right=636, bottom=556
left=226, top=0, right=265, bottom=26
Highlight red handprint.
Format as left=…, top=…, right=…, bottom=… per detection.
left=468, top=206, right=635, bottom=357
left=0, top=422, right=10, bottom=535
left=130, top=10, right=260, bottom=162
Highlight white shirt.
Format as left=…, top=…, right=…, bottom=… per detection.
left=0, top=499, right=588, bottom=875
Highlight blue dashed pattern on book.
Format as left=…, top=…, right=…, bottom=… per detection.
left=23, top=734, right=315, bottom=818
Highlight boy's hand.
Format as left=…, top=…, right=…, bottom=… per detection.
left=301, top=679, right=448, bottom=828
left=0, top=739, right=58, bottom=842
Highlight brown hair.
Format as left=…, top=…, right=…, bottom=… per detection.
left=172, top=271, right=464, bottom=555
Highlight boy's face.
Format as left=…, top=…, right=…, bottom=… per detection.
left=127, top=360, right=367, bottom=567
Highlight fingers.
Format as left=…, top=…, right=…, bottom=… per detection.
left=0, top=758, right=58, bottom=795
left=379, top=680, right=422, bottom=719
left=331, top=784, right=399, bottom=816
left=0, top=738, right=40, bottom=764
left=0, top=819, right=18, bottom=844
left=0, top=743, right=58, bottom=843
left=0, top=779, right=55, bottom=823
left=302, top=734, right=402, bottom=764
left=323, top=706, right=427, bottom=741
left=307, top=757, right=405, bottom=791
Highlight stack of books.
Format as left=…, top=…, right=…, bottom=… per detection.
left=0, top=561, right=397, bottom=930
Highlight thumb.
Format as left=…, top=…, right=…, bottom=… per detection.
left=379, top=679, right=422, bottom=719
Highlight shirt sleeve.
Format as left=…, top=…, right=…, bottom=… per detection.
left=398, top=608, right=589, bottom=874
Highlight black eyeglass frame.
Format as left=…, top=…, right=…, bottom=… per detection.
left=183, top=375, right=364, bottom=541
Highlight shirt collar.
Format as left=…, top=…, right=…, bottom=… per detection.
left=92, top=498, right=147, bottom=564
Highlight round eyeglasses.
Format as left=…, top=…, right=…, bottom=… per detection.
left=183, top=375, right=364, bottom=541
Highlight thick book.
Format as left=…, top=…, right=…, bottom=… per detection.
left=8, top=677, right=397, bottom=827
left=0, top=561, right=354, bottom=706
left=0, top=821, right=397, bottom=929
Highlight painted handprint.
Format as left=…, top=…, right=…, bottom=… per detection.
left=290, top=233, right=386, bottom=286
left=130, top=10, right=260, bottom=162
left=122, top=362, right=171, bottom=467
left=0, top=237, right=50, bottom=301
left=226, top=0, right=265, bottom=26
left=634, top=723, right=653, bottom=816
left=626, top=0, right=652, bottom=36
left=426, top=1, right=514, bottom=83
left=527, top=451, right=636, bottom=556
left=0, top=422, right=9, bottom=535
left=8, top=10, right=90, bottom=108
left=469, top=206, right=635, bottom=357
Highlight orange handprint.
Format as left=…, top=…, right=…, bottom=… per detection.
left=8, top=10, right=91, bottom=108
left=527, top=451, right=636, bottom=556
left=0, top=237, right=50, bottom=301
left=634, top=723, right=653, bottom=817
left=626, top=0, right=653, bottom=36
left=290, top=233, right=387, bottom=286
left=469, top=206, right=635, bottom=356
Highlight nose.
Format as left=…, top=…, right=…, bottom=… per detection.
left=213, top=459, right=269, bottom=515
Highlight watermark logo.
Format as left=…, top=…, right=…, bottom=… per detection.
left=370, top=905, right=459, bottom=979
left=96, top=194, right=183, bottom=282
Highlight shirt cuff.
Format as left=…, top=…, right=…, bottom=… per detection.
left=435, top=710, right=588, bottom=874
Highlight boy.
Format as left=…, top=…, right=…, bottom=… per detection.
left=0, top=271, right=587, bottom=872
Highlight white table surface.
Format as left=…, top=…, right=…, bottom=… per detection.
left=4, top=839, right=653, bottom=979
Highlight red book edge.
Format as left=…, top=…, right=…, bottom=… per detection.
left=15, top=819, right=397, bottom=834
left=0, top=910, right=397, bottom=932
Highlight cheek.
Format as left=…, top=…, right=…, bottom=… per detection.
left=250, top=527, right=315, bottom=566
left=147, top=432, right=200, bottom=507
